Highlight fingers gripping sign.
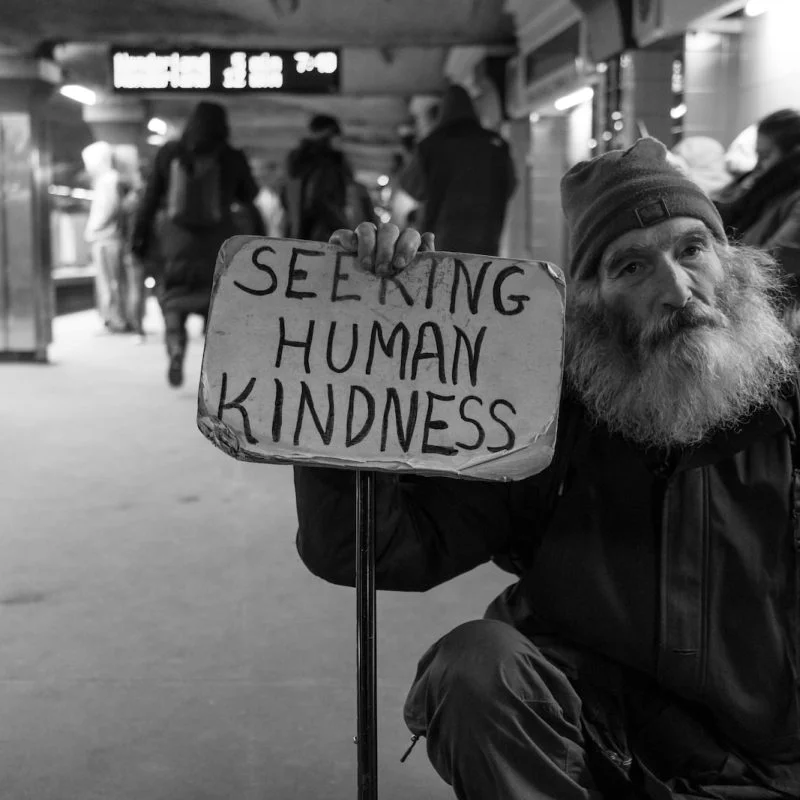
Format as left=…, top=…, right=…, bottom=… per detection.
left=330, top=224, right=434, bottom=276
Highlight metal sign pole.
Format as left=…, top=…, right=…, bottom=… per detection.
left=355, top=470, right=378, bottom=799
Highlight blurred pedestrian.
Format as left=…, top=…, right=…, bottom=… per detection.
left=131, top=101, right=264, bottom=388
left=119, top=171, right=147, bottom=342
left=717, top=108, right=800, bottom=297
left=399, top=84, right=516, bottom=256
left=254, top=160, right=287, bottom=237
left=82, top=141, right=127, bottom=333
left=284, top=114, right=352, bottom=242
left=670, top=136, right=731, bottom=197
left=345, top=180, right=378, bottom=229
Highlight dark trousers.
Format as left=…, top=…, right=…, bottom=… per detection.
left=163, top=306, right=208, bottom=360
left=403, top=620, right=791, bottom=800
left=404, top=620, right=605, bottom=800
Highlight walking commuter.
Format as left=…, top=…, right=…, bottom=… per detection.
left=82, top=141, right=127, bottom=333
left=254, top=160, right=287, bottom=237
left=717, top=108, right=800, bottom=297
left=119, top=174, right=147, bottom=342
left=283, top=114, right=352, bottom=242
left=131, top=101, right=264, bottom=387
left=294, top=137, right=800, bottom=799
left=399, top=84, right=516, bottom=256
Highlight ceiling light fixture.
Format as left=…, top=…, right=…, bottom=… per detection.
left=148, top=117, right=168, bottom=136
left=60, top=84, right=97, bottom=105
left=670, top=103, right=688, bottom=120
left=554, top=86, right=594, bottom=111
left=744, top=0, right=769, bottom=17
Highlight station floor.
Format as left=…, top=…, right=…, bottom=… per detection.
left=0, top=299, right=511, bottom=800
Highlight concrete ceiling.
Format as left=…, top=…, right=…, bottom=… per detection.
left=0, top=0, right=518, bottom=180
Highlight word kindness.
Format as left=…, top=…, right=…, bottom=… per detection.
left=198, top=237, right=564, bottom=481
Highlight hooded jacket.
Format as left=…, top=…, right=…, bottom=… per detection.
left=717, top=148, right=800, bottom=287
left=399, top=85, right=517, bottom=256
left=293, top=365, right=800, bottom=798
left=283, top=137, right=353, bottom=242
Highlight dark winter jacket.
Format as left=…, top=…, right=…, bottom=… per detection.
left=399, top=85, right=517, bottom=256
left=132, top=103, right=262, bottom=310
left=284, top=139, right=353, bottom=242
left=294, top=379, right=800, bottom=798
left=718, top=148, right=800, bottom=286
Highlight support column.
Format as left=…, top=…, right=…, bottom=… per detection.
left=627, top=44, right=680, bottom=147
left=502, top=117, right=532, bottom=260
left=0, top=53, right=60, bottom=362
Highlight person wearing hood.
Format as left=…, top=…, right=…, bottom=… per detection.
left=670, top=136, right=732, bottom=198
left=399, top=84, right=516, bottom=256
left=716, top=108, right=800, bottom=297
left=283, top=114, right=353, bottom=242
left=132, top=101, right=264, bottom=387
left=82, top=141, right=127, bottom=333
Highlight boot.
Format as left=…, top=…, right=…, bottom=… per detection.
left=167, top=352, right=184, bottom=388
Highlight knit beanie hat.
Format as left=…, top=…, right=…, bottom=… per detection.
left=560, top=137, right=727, bottom=282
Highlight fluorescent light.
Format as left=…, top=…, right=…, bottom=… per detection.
left=60, top=84, right=97, bottom=105
left=670, top=103, right=688, bottom=120
left=377, top=174, right=389, bottom=187
left=744, top=0, right=769, bottom=17
left=148, top=117, right=167, bottom=136
left=147, top=134, right=164, bottom=146
left=554, top=87, right=594, bottom=111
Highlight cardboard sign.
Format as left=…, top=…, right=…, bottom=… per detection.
left=197, top=236, right=565, bottom=481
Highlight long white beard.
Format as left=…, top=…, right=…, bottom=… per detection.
left=565, top=245, right=798, bottom=449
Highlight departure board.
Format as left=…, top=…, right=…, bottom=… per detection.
left=111, top=48, right=341, bottom=94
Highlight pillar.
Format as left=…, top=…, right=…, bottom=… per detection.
left=627, top=44, right=680, bottom=148
left=0, top=52, right=60, bottom=362
left=502, top=117, right=532, bottom=261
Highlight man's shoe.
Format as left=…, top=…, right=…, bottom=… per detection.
left=168, top=355, right=184, bottom=388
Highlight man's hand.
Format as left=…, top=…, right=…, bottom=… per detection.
left=329, top=222, right=435, bottom=277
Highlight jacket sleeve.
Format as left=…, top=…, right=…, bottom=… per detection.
left=398, top=150, right=427, bottom=203
left=131, top=146, right=169, bottom=256
left=504, top=144, right=518, bottom=201
left=294, top=465, right=513, bottom=592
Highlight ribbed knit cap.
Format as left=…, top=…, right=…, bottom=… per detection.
left=560, top=137, right=727, bottom=282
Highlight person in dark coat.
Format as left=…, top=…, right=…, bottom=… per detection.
left=294, top=138, right=800, bottom=799
left=399, top=84, right=517, bottom=256
left=132, top=101, right=264, bottom=387
left=283, top=114, right=353, bottom=242
left=717, top=108, right=800, bottom=297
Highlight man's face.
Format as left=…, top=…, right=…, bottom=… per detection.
left=596, top=217, right=725, bottom=357
left=566, top=216, right=795, bottom=448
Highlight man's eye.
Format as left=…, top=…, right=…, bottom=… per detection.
left=682, top=245, right=702, bottom=257
left=621, top=262, right=641, bottom=275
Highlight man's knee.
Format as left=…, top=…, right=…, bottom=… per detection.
left=408, top=620, right=578, bottom=720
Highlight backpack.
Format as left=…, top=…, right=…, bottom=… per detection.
left=166, top=151, right=223, bottom=229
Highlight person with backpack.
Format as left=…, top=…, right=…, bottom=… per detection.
left=293, top=139, right=800, bottom=799
left=283, top=114, right=353, bottom=242
left=132, top=101, right=264, bottom=387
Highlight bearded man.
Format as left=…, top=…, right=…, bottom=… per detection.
left=292, top=138, right=800, bottom=799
